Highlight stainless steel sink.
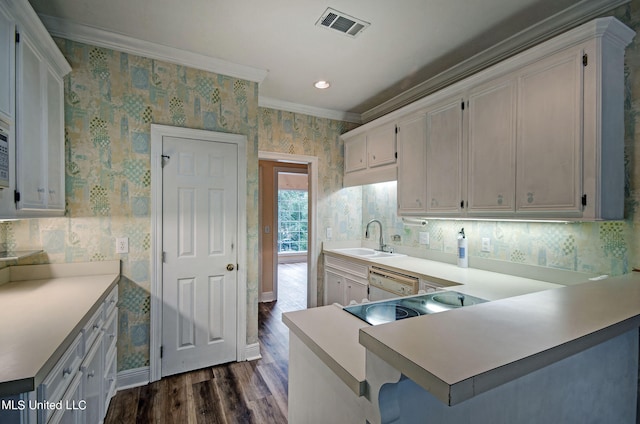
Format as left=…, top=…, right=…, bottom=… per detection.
left=333, top=247, right=405, bottom=258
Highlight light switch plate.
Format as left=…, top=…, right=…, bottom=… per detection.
left=419, top=232, right=429, bottom=245
left=326, top=227, right=332, bottom=239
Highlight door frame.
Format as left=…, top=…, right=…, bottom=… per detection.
left=149, top=124, right=248, bottom=383
left=258, top=151, right=318, bottom=308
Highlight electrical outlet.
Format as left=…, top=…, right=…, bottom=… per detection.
left=481, top=237, right=491, bottom=252
left=116, top=237, right=129, bottom=254
left=419, top=232, right=430, bottom=245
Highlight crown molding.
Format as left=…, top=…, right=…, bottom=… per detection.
left=361, top=0, right=631, bottom=123
left=38, top=14, right=268, bottom=84
left=259, top=96, right=362, bottom=123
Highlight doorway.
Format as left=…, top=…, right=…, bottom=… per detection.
left=258, top=151, right=319, bottom=310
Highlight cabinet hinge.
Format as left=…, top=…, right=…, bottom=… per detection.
left=395, top=152, right=398, bottom=159
left=582, top=54, right=588, bottom=67
left=460, top=200, right=465, bottom=209
left=395, top=126, right=399, bottom=134
left=461, top=101, right=465, bottom=110
left=15, top=31, right=19, bottom=43
left=14, top=191, right=20, bottom=203
left=160, top=346, right=163, bottom=358
left=581, top=194, right=587, bottom=206
left=162, top=251, right=166, bottom=263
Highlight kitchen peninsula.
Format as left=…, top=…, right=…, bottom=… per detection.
left=283, top=253, right=640, bottom=423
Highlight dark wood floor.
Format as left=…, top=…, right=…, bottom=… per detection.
left=105, top=262, right=308, bottom=424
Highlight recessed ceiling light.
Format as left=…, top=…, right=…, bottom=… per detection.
left=314, top=80, right=330, bottom=89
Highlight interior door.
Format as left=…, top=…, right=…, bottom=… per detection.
left=161, top=135, right=238, bottom=377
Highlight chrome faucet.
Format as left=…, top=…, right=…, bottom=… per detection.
left=365, top=219, right=386, bottom=252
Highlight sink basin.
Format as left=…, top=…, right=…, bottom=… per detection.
left=333, top=248, right=405, bottom=258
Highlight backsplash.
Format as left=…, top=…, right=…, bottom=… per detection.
left=362, top=182, right=631, bottom=276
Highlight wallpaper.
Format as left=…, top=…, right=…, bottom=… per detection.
left=0, top=38, right=262, bottom=371
left=362, top=182, right=632, bottom=276
left=0, top=39, right=357, bottom=372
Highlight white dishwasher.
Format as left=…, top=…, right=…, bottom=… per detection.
left=368, top=267, right=420, bottom=301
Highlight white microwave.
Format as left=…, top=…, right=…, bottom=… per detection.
left=0, top=122, right=8, bottom=189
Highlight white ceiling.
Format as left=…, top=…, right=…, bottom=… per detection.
left=28, top=0, right=623, bottom=122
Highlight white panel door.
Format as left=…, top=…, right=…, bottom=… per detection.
left=161, top=135, right=238, bottom=377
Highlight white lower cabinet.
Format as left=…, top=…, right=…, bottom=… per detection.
left=0, top=285, right=119, bottom=424
left=80, top=339, right=103, bottom=424
left=324, top=255, right=369, bottom=306
left=48, top=373, right=82, bottom=424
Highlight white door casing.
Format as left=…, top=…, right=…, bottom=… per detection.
left=258, top=151, right=318, bottom=309
left=150, top=125, right=248, bottom=382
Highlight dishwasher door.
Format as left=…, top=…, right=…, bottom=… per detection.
left=368, top=267, right=419, bottom=301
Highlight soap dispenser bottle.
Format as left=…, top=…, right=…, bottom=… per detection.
left=457, top=228, right=468, bottom=268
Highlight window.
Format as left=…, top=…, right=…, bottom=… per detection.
left=278, top=190, right=308, bottom=253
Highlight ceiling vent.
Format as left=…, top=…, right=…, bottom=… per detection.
left=316, top=7, right=370, bottom=38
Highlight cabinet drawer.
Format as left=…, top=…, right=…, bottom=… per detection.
left=325, top=255, right=368, bottom=279
left=104, top=285, right=118, bottom=317
left=103, top=307, right=117, bottom=353
left=38, top=333, right=83, bottom=422
left=82, top=306, right=104, bottom=354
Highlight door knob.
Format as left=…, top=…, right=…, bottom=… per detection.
left=226, top=264, right=235, bottom=271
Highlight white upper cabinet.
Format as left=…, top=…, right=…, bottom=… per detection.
left=397, top=112, right=427, bottom=214
left=466, top=76, right=517, bottom=216
left=425, top=96, right=464, bottom=216
left=0, top=5, right=15, bottom=124
left=343, top=122, right=396, bottom=187
left=344, top=133, right=367, bottom=173
left=0, top=0, right=71, bottom=218
left=516, top=47, right=583, bottom=217
left=367, top=124, right=396, bottom=168
left=349, top=16, right=634, bottom=221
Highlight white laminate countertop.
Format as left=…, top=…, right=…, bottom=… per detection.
left=323, top=249, right=564, bottom=300
left=0, top=261, right=120, bottom=396
left=283, top=304, right=370, bottom=396
left=359, top=273, right=640, bottom=405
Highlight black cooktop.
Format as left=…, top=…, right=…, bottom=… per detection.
left=343, top=291, right=487, bottom=325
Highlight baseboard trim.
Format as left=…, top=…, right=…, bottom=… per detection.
left=245, top=342, right=262, bottom=361
left=117, top=366, right=150, bottom=391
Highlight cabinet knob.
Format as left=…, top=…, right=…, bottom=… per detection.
left=87, top=370, right=95, bottom=378
left=62, top=367, right=72, bottom=377
left=93, top=324, right=100, bottom=330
